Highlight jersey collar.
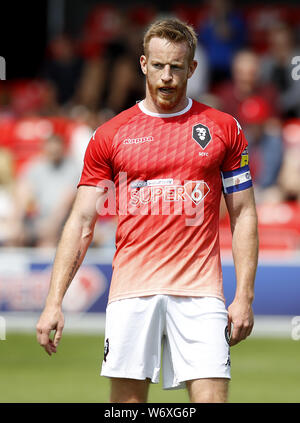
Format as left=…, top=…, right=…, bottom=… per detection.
left=138, top=98, right=193, bottom=118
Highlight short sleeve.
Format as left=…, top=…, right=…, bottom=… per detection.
left=77, top=128, right=113, bottom=188
left=220, top=116, right=253, bottom=194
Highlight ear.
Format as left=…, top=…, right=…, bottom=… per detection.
left=140, top=55, right=147, bottom=75
left=188, top=60, right=197, bottom=79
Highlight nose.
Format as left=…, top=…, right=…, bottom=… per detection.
left=161, top=65, right=172, bottom=82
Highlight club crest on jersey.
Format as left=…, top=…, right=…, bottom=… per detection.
left=192, top=123, right=211, bottom=150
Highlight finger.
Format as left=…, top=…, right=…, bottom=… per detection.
left=230, top=322, right=254, bottom=346
left=230, top=338, right=240, bottom=346
left=240, top=319, right=254, bottom=339
left=37, top=326, right=57, bottom=355
left=37, top=328, right=52, bottom=348
left=245, top=322, right=254, bottom=338
left=229, top=324, right=242, bottom=346
left=42, top=338, right=53, bottom=356
left=53, top=323, right=64, bottom=348
left=44, top=339, right=57, bottom=356
left=246, top=326, right=253, bottom=338
left=44, top=343, right=53, bottom=356
left=238, top=327, right=249, bottom=342
left=227, top=315, right=232, bottom=333
left=36, top=329, right=42, bottom=344
left=48, top=339, right=57, bottom=353
left=36, top=324, right=44, bottom=342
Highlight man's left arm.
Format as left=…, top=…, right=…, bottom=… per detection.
left=224, top=186, right=259, bottom=346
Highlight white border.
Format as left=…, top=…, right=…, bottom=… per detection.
left=138, top=97, right=193, bottom=118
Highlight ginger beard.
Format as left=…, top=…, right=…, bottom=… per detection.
left=140, top=38, right=197, bottom=113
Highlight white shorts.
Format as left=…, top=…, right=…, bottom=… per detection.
left=100, top=295, right=231, bottom=390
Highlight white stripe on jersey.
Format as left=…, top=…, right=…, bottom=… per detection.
left=222, top=169, right=252, bottom=190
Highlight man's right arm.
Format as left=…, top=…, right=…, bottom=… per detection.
left=36, top=185, right=105, bottom=355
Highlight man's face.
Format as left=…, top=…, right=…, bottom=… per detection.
left=44, top=137, right=65, bottom=164
left=232, top=53, right=259, bottom=89
left=140, top=37, right=197, bottom=113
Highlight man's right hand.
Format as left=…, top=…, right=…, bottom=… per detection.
left=36, top=306, right=65, bottom=356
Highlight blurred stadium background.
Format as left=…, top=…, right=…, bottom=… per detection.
left=0, top=0, right=300, bottom=403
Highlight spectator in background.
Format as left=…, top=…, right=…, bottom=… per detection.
left=15, top=134, right=80, bottom=247
left=198, top=0, right=247, bottom=86
left=215, top=50, right=279, bottom=125
left=66, top=104, right=117, bottom=248
left=238, top=96, right=283, bottom=204
left=277, top=123, right=300, bottom=203
left=260, top=22, right=300, bottom=118
left=101, top=16, right=146, bottom=113
left=67, top=104, right=115, bottom=168
left=186, top=44, right=209, bottom=101
left=278, top=146, right=300, bottom=203
left=41, top=34, right=84, bottom=107
left=0, top=149, right=20, bottom=245
left=77, top=4, right=145, bottom=113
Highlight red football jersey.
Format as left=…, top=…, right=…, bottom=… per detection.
left=78, top=99, right=251, bottom=303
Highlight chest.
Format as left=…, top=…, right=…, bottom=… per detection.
left=112, top=117, right=226, bottom=181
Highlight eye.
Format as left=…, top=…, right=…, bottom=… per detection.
left=153, top=63, right=163, bottom=69
left=171, top=65, right=181, bottom=70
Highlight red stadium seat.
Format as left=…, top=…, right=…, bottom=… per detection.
left=9, top=79, right=51, bottom=116
left=0, top=114, right=82, bottom=175
left=172, top=3, right=208, bottom=29
left=243, top=4, right=296, bottom=53
left=5, top=116, right=54, bottom=174
left=220, top=202, right=300, bottom=252
left=126, top=4, right=157, bottom=27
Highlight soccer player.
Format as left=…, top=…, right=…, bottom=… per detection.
left=36, top=18, right=258, bottom=403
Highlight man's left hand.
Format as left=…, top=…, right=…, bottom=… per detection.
left=227, top=299, right=254, bottom=346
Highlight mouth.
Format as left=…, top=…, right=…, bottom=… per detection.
left=158, top=87, right=175, bottom=96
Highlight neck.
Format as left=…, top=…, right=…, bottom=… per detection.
left=143, top=87, right=189, bottom=114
